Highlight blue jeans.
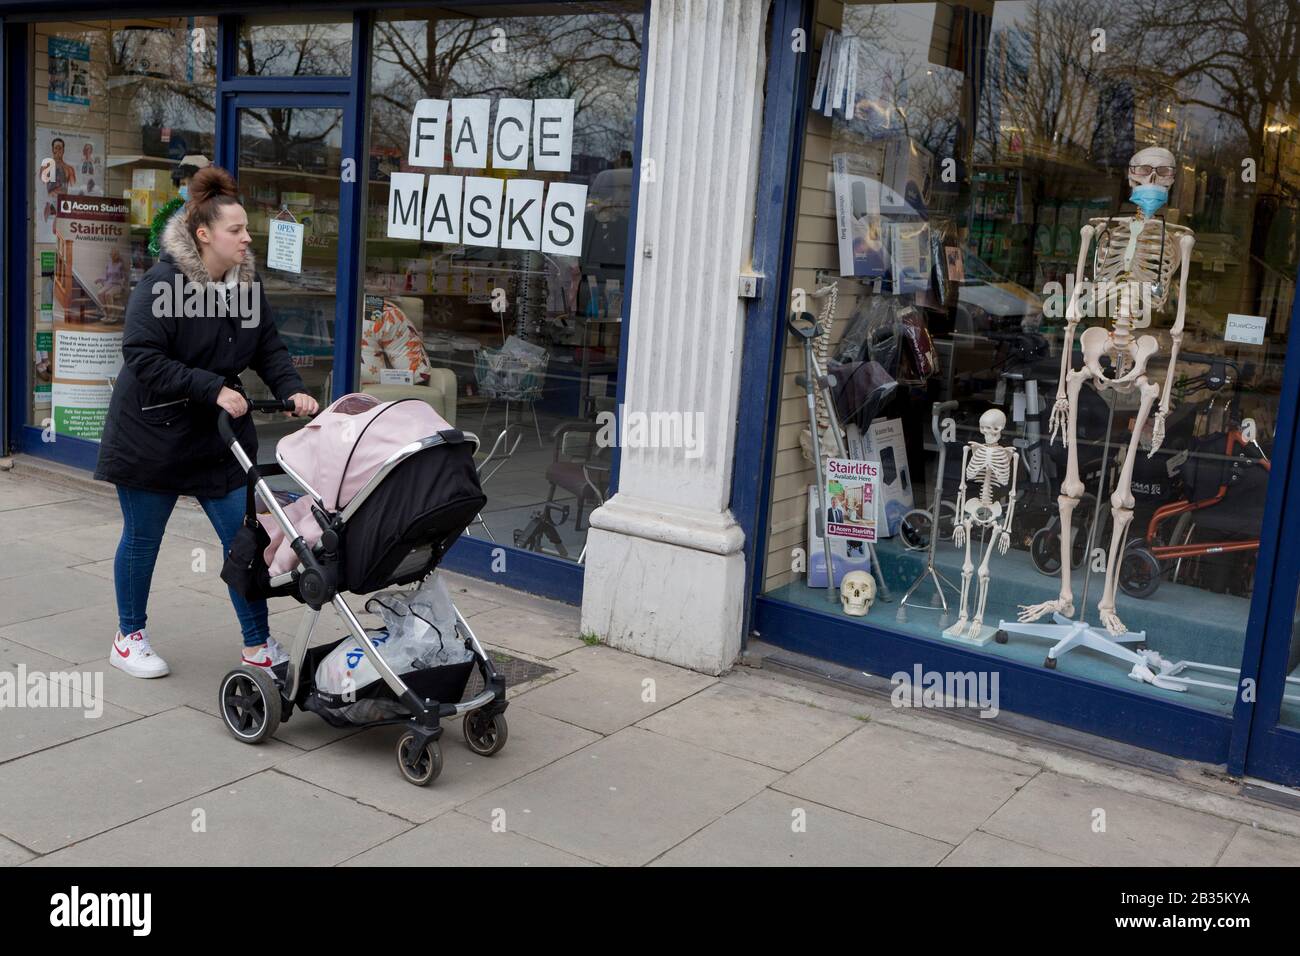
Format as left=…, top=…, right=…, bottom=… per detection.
left=115, top=485, right=270, bottom=648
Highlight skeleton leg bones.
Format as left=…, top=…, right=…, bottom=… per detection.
left=1096, top=376, right=1160, bottom=634
left=969, top=528, right=999, bottom=637
left=1019, top=365, right=1092, bottom=622
left=954, top=517, right=975, bottom=632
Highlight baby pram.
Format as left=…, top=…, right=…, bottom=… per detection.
left=216, top=393, right=503, bottom=786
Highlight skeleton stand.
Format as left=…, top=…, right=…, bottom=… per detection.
left=996, top=400, right=1182, bottom=687
left=898, top=401, right=959, bottom=623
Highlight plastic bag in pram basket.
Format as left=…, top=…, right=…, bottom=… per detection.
left=315, top=573, right=472, bottom=700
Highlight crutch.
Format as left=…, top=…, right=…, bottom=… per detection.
left=898, top=400, right=959, bottom=622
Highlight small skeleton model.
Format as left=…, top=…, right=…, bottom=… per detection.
left=947, top=409, right=1019, bottom=642
left=1020, top=147, right=1195, bottom=638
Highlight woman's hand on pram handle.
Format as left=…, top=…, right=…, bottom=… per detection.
left=286, top=392, right=319, bottom=417
left=216, top=386, right=249, bottom=419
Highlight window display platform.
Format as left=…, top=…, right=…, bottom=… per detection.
left=767, top=535, right=1255, bottom=715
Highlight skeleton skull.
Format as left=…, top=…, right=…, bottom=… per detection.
left=840, top=570, right=876, bottom=616
left=979, top=408, right=1006, bottom=444
left=1128, top=146, right=1176, bottom=189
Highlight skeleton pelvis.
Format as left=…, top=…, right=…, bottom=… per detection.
left=1079, top=325, right=1157, bottom=386
left=963, top=499, right=1003, bottom=525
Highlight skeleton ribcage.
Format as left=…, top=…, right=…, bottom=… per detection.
left=1089, top=218, right=1182, bottom=313
left=967, top=445, right=1012, bottom=501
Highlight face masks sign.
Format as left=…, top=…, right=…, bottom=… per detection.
left=386, top=98, right=586, bottom=256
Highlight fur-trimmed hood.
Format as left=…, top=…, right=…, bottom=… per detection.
left=160, top=206, right=257, bottom=285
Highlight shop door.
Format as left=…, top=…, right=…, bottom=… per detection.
left=224, top=94, right=356, bottom=459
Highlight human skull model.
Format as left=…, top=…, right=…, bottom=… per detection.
left=1127, top=146, right=1176, bottom=189
left=979, top=408, right=1006, bottom=444
left=840, top=570, right=876, bottom=616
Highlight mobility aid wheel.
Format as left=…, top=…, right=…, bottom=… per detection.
left=396, top=731, right=443, bottom=786
left=219, top=666, right=282, bottom=743
left=1030, top=524, right=1088, bottom=574
left=1119, top=545, right=1162, bottom=599
left=463, top=710, right=509, bottom=756
left=899, top=502, right=957, bottom=551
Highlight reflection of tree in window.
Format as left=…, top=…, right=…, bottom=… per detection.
left=239, top=21, right=351, bottom=76
left=368, top=11, right=642, bottom=166
left=107, top=23, right=218, bottom=155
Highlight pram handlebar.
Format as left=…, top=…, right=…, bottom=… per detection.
left=216, top=398, right=297, bottom=448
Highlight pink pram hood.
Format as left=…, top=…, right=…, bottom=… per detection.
left=259, top=393, right=453, bottom=576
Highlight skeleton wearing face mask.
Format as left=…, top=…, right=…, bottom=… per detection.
left=1021, top=147, right=1196, bottom=638
left=948, top=409, right=1020, bottom=643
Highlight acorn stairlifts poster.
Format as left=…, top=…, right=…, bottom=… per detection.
left=51, top=195, right=128, bottom=440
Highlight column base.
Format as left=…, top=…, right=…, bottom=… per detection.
left=580, top=497, right=746, bottom=675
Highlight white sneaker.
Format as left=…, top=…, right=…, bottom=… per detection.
left=110, top=628, right=170, bottom=678
left=241, top=637, right=288, bottom=670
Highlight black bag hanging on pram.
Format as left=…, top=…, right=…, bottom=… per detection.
left=220, top=478, right=275, bottom=600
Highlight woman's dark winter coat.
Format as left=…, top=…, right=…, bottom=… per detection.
left=95, top=208, right=306, bottom=497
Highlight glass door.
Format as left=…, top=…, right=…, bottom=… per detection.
left=229, top=97, right=350, bottom=455
left=1240, top=372, right=1300, bottom=783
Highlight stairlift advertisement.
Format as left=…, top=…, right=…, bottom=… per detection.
left=826, top=458, right=879, bottom=541
left=51, top=194, right=127, bottom=440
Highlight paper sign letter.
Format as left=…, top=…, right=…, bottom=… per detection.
left=501, top=179, right=544, bottom=251
left=451, top=99, right=490, bottom=169
left=423, top=175, right=463, bottom=244
left=387, top=172, right=425, bottom=239
left=492, top=99, right=533, bottom=170
left=532, top=99, right=574, bottom=172
left=541, top=182, right=586, bottom=255
left=462, top=176, right=504, bottom=247
left=408, top=100, right=448, bottom=168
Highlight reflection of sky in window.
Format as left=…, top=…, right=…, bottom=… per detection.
left=367, top=13, right=640, bottom=167
left=839, top=3, right=962, bottom=156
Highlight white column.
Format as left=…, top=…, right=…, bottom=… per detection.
left=581, top=0, right=770, bottom=674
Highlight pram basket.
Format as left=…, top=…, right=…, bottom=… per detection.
left=215, top=395, right=506, bottom=786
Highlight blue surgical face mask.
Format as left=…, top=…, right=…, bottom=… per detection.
left=1129, top=183, right=1168, bottom=218
left=178, top=184, right=189, bottom=200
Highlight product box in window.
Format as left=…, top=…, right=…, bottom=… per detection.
left=124, top=189, right=152, bottom=226
left=851, top=417, right=913, bottom=537
left=879, top=135, right=933, bottom=218
left=132, top=168, right=172, bottom=196
left=832, top=150, right=889, bottom=279
left=805, top=486, right=873, bottom=588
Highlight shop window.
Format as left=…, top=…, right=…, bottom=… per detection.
left=362, top=3, right=643, bottom=562
left=764, top=0, right=1300, bottom=714
left=28, top=18, right=217, bottom=441
left=236, top=14, right=352, bottom=77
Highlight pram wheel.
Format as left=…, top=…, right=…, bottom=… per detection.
left=463, top=710, right=509, bottom=756
left=219, top=666, right=282, bottom=744
left=396, top=731, right=443, bottom=786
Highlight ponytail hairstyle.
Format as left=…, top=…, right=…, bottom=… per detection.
left=185, top=165, right=240, bottom=247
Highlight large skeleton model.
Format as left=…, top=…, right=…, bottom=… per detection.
left=1006, top=147, right=1195, bottom=682
left=947, top=409, right=1019, bottom=643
